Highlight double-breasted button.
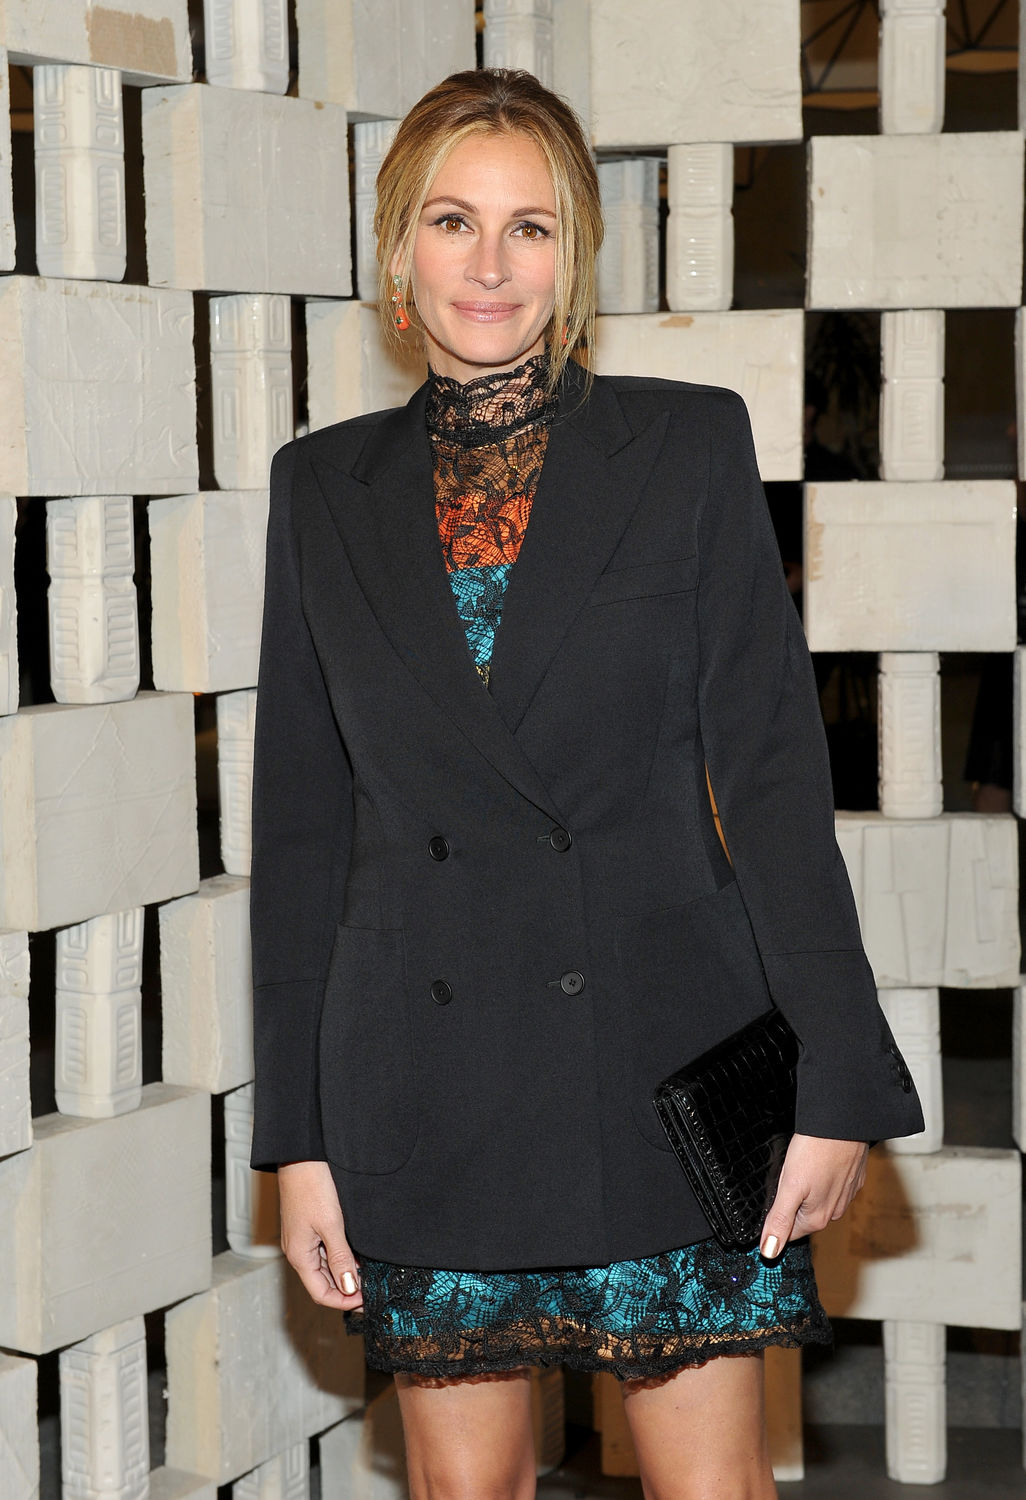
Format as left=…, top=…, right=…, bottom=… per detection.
left=548, top=827, right=572, bottom=853
left=559, top=971, right=585, bottom=996
left=428, top=836, right=450, bottom=861
left=430, top=979, right=453, bottom=1005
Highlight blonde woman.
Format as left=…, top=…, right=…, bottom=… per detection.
left=250, top=69, right=923, bottom=1500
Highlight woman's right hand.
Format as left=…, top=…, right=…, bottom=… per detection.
left=277, top=1160, right=363, bottom=1312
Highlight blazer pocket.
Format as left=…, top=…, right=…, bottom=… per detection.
left=586, top=554, right=699, bottom=607
left=318, top=924, right=419, bottom=1174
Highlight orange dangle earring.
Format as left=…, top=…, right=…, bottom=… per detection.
left=560, top=320, right=570, bottom=346
left=391, top=274, right=411, bottom=332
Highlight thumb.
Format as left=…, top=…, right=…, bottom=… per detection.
left=760, top=1178, right=801, bottom=1260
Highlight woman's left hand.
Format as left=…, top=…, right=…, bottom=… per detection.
left=759, top=1133, right=868, bottom=1259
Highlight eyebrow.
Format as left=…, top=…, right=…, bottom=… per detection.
left=421, top=196, right=557, bottom=218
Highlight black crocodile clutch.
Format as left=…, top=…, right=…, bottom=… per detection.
left=652, top=1008, right=800, bottom=1251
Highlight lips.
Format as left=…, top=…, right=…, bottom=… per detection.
left=452, top=301, right=520, bottom=315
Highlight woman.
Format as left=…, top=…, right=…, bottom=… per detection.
left=250, top=69, right=924, bottom=1500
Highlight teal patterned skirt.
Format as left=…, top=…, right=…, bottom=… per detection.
left=344, top=1236, right=831, bottom=1382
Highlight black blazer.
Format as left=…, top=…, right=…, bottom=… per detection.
left=249, top=357, right=924, bottom=1270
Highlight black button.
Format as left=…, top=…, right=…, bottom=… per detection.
left=559, top=971, right=585, bottom=996
left=428, top=836, right=449, bottom=861
left=548, top=827, right=572, bottom=853
left=430, top=979, right=453, bottom=1005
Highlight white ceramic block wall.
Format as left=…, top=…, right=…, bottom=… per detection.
left=353, top=121, right=400, bottom=303
left=160, top=875, right=254, bottom=1094
left=879, top=309, right=945, bottom=481
left=666, top=144, right=734, bottom=313
left=204, top=0, right=289, bottom=93
left=483, top=0, right=554, bottom=81
left=54, top=907, right=144, bottom=1119
left=46, top=495, right=140, bottom=704
left=217, top=689, right=257, bottom=878
left=877, top=652, right=943, bottom=820
left=0, top=49, right=14, bottom=272
left=0, top=495, right=15, bottom=716
left=0, top=1352, right=38, bottom=1500
left=60, top=1316, right=150, bottom=1500
left=224, top=1083, right=281, bottom=1260
left=0, top=931, right=31, bottom=1159
left=305, top=301, right=426, bottom=430
left=209, top=295, right=293, bottom=491
left=0, top=1, right=192, bottom=83
left=884, top=1320, right=946, bottom=1484
left=878, top=0, right=946, bottom=135
left=877, top=989, right=943, bottom=1154
left=234, top=1444, right=309, bottom=1500
left=596, top=159, right=660, bottom=315
left=34, top=63, right=126, bottom=282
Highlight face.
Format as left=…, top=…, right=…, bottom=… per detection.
left=397, top=132, right=558, bottom=382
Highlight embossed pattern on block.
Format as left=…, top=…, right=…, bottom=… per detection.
left=596, top=159, right=659, bottom=316
left=591, top=0, right=801, bottom=147
left=234, top=1442, right=308, bottom=1500
left=878, top=652, right=942, bottom=819
left=880, top=309, right=944, bottom=481
left=0, top=494, right=17, bottom=716
left=217, top=690, right=257, bottom=879
left=594, top=310, right=803, bottom=480
left=306, top=301, right=426, bottom=431
left=0, top=1, right=192, bottom=84
left=205, top=0, right=288, bottom=93
left=34, top=64, right=126, bottom=281
left=804, top=482, right=1016, bottom=652
left=483, top=0, right=554, bottom=83
left=0, top=1352, right=38, bottom=1500
left=879, top=0, right=945, bottom=135
left=0, top=693, right=199, bottom=932
left=0, top=276, right=197, bottom=497
left=353, top=120, right=399, bottom=302
left=210, top=296, right=292, bottom=491
left=807, top=133, right=1025, bottom=309
left=165, top=1253, right=364, bottom=1483
left=0, top=931, right=30, bottom=1159
left=60, top=1316, right=149, bottom=1500
left=55, top=909, right=144, bottom=1119
left=160, top=875, right=253, bottom=1094
left=813, top=1146, right=1022, bottom=1330
left=142, top=84, right=350, bottom=295
left=224, top=1083, right=280, bottom=1260
left=667, top=144, right=733, bottom=312
left=883, top=1320, right=946, bottom=1484
left=877, top=989, right=942, bottom=1153
left=317, top=1391, right=405, bottom=1500
left=46, top=496, right=140, bottom=704
left=0, top=1084, right=210, bottom=1354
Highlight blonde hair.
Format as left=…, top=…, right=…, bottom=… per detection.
left=374, top=69, right=602, bottom=398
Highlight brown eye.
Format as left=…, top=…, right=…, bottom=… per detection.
left=442, top=216, right=463, bottom=233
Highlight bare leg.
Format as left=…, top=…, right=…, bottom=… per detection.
left=394, top=1367, right=537, bottom=1500
left=621, top=1351, right=776, bottom=1500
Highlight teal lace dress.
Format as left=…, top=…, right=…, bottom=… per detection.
left=342, top=353, right=832, bottom=1382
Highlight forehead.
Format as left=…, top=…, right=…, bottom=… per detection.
left=428, top=132, right=554, bottom=199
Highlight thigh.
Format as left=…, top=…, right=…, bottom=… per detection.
left=621, top=1351, right=776, bottom=1500
left=394, top=1367, right=537, bottom=1500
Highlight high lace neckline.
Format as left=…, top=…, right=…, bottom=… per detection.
left=424, top=351, right=559, bottom=448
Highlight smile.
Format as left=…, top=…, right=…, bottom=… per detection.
left=452, top=302, right=521, bottom=321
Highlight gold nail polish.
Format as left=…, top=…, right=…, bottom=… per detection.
left=340, top=1271, right=357, bottom=1295
left=762, top=1235, right=779, bottom=1259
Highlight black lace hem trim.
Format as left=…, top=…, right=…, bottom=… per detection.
left=425, top=351, right=558, bottom=447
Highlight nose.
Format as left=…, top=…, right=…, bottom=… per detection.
left=466, top=231, right=510, bottom=289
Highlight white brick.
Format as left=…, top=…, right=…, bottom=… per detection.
left=0, top=276, right=197, bottom=497
left=883, top=1320, right=946, bottom=1484
left=835, top=812, right=1019, bottom=989
left=0, top=1352, right=38, bottom=1500
left=594, top=310, right=803, bottom=480
left=55, top=909, right=142, bottom=1120
left=0, top=1084, right=210, bottom=1354
left=0, top=930, right=30, bottom=1159
left=552, top=0, right=591, bottom=138
left=0, top=50, right=15, bottom=272
left=160, top=875, right=252, bottom=1094
left=34, top=64, right=126, bottom=282
left=0, top=694, right=198, bottom=932
left=666, top=144, right=733, bottom=313
left=807, top=133, right=1024, bottom=308
left=210, top=296, right=292, bottom=491
left=306, top=302, right=425, bottom=431
left=765, top=1346, right=803, bottom=1483
left=165, top=1253, right=364, bottom=1484
left=877, top=989, right=942, bottom=1153
left=813, top=1146, right=1021, bottom=1330
left=46, top=496, right=139, bottom=705
left=880, top=309, right=944, bottom=481
left=60, top=1317, right=149, bottom=1500
left=142, top=85, right=350, bottom=296
left=0, top=2, right=192, bottom=85
left=591, top=0, right=801, bottom=148
left=205, top=0, right=288, bottom=93
left=353, top=121, right=399, bottom=303
left=149, top=1471, right=215, bottom=1500
left=879, top=0, right=946, bottom=135
left=0, top=496, right=15, bottom=715
left=217, top=690, right=256, bottom=878
left=1013, top=978, right=1026, bottom=1152
left=804, top=482, right=1016, bottom=652
left=483, top=0, right=554, bottom=83
left=318, top=1389, right=405, bottom=1500
left=596, top=159, right=660, bottom=315
left=234, top=1443, right=308, bottom=1500
left=878, top=652, right=942, bottom=819
left=224, top=1083, right=281, bottom=1259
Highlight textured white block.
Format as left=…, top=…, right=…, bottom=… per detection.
left=142, top=85, right=350, bottom=296
left=224, top=1083, right=280, bottom=1259
left=765, top=1346, right=803, bottom=1483
left=552, top=0, right=591, bottom=138
left=877, top=989, right=942, bottom=1153
left=0, top=496, right=15, bottom=715
left=813, top=1146, right=1021, bottom=1330
left=1014, top=978, right=1026, bottom=1152
left=883, top=1320, right=946, bottom=1484
left=596, top=159, right=659, bottom=316
left=0, top=50, right=15, bottom=272
left=205, top=0, right=288, bottom=93
left=804, top=482, right=1016, bottom=652
left=0, top=930, right=30, bottom=1159
left=217, top=690, right=256, bottom=878
left=149, top=1473, right=216, bottom=1500
left=878, top=652, right=942, bottom=819
left=0, top=1352, right=38, bottom=1500
left=591, top=0, right=801, bottom=147
left=60, top=1316, right=149, bottom=1500
left=808, top=133, right=1024, bottom=308
left=879, top=0, right=946, bottom=135
left=0, top=1084, right=210, bottom=1354
left=483, top=0, right=554, bottom=82
left=353, top=121, right=399, bottom=303
left=165, top=1253, right=364, bottom=1484
left=835, top=812, right=1019, bottom=988
left=666, top=145, right=733, bottom=312
left=46, top=496, right=140, bottom=705
left=0, top=276, right=197, bottom=497
left=318, top=1390, right=405, bottom=1500
left=210, top=296, right=292, bottom=491
left=0, top=693, right=199, bottom=932
left=594, top=310, right=803, bottom=480
left=160, top=875, right=253, bottom=1095
left=34, top=64, right=125, bottom=282
left=880, top=309, right=944, bottom=481
left=0, top=2, right=191, bottom=84
left=296, top=0, right=475, bottom=116
left=306, top=302, right=425, bottom=431
left=234, top=1443, right=308, bottom=1500
left=55, top=909, right=143, bottom=1119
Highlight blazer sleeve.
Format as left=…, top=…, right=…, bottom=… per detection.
left=248, top=440, right=355, bottom=1170
left=696, top=389, right=924, bottom=1143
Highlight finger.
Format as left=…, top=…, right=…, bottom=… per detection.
left=760, top=1178, right=803, bottom=1258
left=287, top=1251, right=349, bottom=1310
